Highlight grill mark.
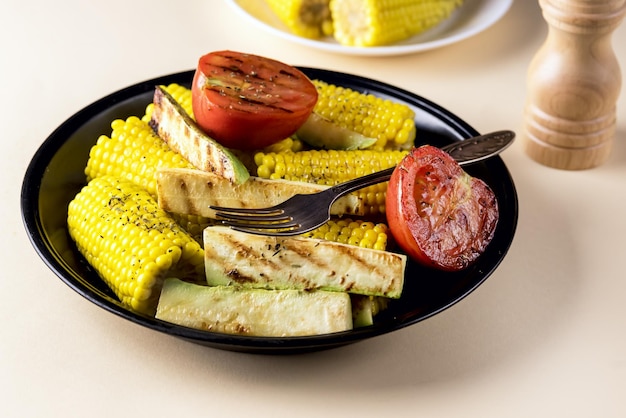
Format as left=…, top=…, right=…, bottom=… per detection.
left=331, top=245, right=373, bottom=291
left=234, top=95, right=294, bottom=113
left=206, top=81, right=296, bottom=114
left=214, top=52, right=302, bottom=82
left=287, top=242, right=335, bottom=290
left=191, top=125, right=218, bottom=174
left=207, top=54, right=305, bottom=113
left=215, top=51, right=244, bottom=64
left=215, top=64, right=246, bottom=77
left=218, top=235, right=285, bottom=285
left=278, top=68, right=300, bottom=79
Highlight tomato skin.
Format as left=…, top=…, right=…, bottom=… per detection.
left=191, top=51, right=318, bottom=150
left=386, top=145, right=499, bottom=271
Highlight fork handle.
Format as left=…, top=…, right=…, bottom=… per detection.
left=328, top=130, right=515, bottom=202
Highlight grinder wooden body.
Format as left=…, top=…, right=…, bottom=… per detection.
left=523, top=0, right=626, bottom=170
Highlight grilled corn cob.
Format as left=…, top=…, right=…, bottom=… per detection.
left=254, top=149, right=407, bottom=181
left=67, top=176, right=206, bottom=316
left=266, top=0, right=333, bottom=39
left=254, top=148, right=407, bottom=215
left=330, top=0, right=464, bottom=47
left=311, top=80, right=416, bottom=150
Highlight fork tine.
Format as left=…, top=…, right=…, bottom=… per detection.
left=230, top=222, right=319, bottom=236
left=216, top=212, right=293, bottom=223
left=210, top=205, right=284, bottom=215
left=224, top=219, right=301, bottom=230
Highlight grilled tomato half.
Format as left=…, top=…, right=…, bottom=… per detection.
left=191, top=50, right=318, bottom=150
left=386, top=145, right=499, bottom=271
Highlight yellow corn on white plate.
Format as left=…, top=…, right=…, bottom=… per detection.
left=21, top=68, right=518, bottom=354
left=227, top=0, right=513, bottom=56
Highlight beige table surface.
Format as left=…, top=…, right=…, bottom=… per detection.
left=3, top=1, right=626, bottom=417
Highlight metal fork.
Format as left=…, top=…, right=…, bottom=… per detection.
left=211, top=130, right=515, bottom=236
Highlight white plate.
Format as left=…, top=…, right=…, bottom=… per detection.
left=227, top=0, right=513, bottom=56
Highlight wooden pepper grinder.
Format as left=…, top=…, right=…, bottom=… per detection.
left=523, top=0, right=626, bottom=170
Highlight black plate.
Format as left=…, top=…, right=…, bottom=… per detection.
left=21, top=68, right=518, bottom=354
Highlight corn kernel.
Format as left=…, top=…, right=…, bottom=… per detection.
left=359, top=239, right=374, bottom=249
left=324, top=231, right=338, bottom=241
